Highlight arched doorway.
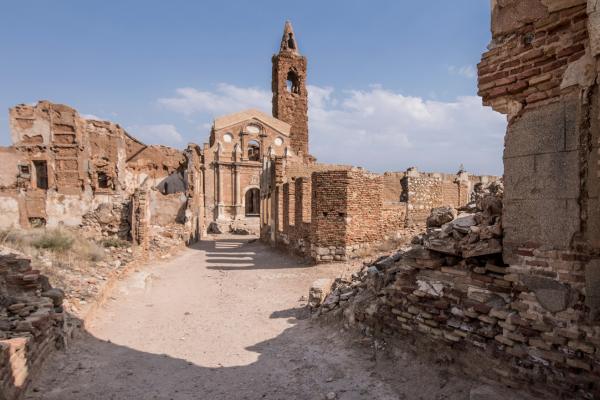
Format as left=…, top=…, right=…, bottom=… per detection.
left=245, top=188, right=260, bottom=216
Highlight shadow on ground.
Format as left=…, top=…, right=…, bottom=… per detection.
left=192, top=237, right=313, bottom=272
left=17, top=237, right=533, bottom=400
left=23, top=312, right=480, bottom=400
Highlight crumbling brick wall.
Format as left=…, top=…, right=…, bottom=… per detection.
left=310, top=169, right=384, bottom=262
left=430, top=0, right=600, bottom=394
left=0, top=248, right=65, bottom=400
left=315, top=3, right=600, bottom=396
left=478, top=1, right=590, bottom=112
left=263, top=160, right=497, bottom=262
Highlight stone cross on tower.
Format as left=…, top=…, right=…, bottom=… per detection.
left=272, top=21, right=309, bottom=158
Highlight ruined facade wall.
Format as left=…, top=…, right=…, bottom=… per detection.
left=405, top=175, right=443, bottom=226
left=293, top=177, right=312, bottom=253
left=310, top=170, right=349, bottom=249
left=1, top=101, right=202, bottom=245
left=264, top=162, right=495, bottom=262
left=344, top=170, right=384, bottom=245
left=382, top=172, right=405, bottom=203
left=383, top=170, right=478, bottom=228
left=0, top=147, right=22, bottom=189
left=202, top=114, right=290, bottom=235
left=282, top=181, right=296, bottom=235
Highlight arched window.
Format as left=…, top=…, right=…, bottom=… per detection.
left=245, top=188, right=260, bottom=216
left=287, top=33, right=296, bottom=50
left=248, top=140, right=260, bottom=161
left=286, top=70, right=300, bottom=94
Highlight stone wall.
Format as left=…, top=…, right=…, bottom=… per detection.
left=0, top=248, right=65, bottom=400
left=381, top=204, right=408, bottom=240
left=479, top=0, right=600, bottom=315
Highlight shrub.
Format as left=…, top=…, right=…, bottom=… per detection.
left=99, top=237, right=130, bottom=248
left=31, top=230, right=74, bottom=252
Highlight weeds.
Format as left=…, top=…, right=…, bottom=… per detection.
left=99, top=237, right=130, bottom=248
left=31, top=230, right=74, bottom=252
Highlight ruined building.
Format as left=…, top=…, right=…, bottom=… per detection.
left=0, top=21, right=498, bottom=262
left=0, top=101, right=202, bottom=250
left=256, top=23, right=498, bottom=262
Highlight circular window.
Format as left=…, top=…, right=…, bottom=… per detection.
left=223, top=133, right=233, bottom=143
left=274, top=137, right=283, bottom=146
left=246, top=124, right=260, bottom=134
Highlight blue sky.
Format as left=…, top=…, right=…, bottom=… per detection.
left=0, top=1, right=506, bottom=175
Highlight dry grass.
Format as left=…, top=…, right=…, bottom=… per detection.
left=0, top=227, right=107, bottom=264
left=99, top=237, right=130, bottom=248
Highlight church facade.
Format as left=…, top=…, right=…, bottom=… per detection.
left=199, top=21, right=312, bottom=234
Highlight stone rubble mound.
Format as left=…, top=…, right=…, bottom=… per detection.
left=311, top=181, right=505, bottom=316
left=422, top=184, right=503, bottom=259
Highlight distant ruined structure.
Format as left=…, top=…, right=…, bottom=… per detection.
left=0, top=18, right=506, bottom=397
left=0, top=21, right=496, bottom=262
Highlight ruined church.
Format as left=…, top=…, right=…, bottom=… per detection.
left=4, top=1, right=600, bottom=397
left=0, top=21, right=496, bottom=262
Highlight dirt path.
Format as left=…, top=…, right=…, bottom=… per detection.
left=25, top=236, right=500, bottom=400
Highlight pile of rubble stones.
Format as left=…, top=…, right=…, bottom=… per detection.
left=310, top=182, right=505, bottom=315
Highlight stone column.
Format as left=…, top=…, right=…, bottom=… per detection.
left=234, top=166, right=241, bottom=217
left=215, top=144, right=223, bottom=219
left=233, top=144, right=242, bottom=218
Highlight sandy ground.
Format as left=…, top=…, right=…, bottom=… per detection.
left=24, top=236, right=524, bottom=400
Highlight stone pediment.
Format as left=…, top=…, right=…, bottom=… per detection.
left=213, top=109, right=291, bottom=136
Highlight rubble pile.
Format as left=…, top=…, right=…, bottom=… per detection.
left=38, top=244, right=135, bottom=316
left=309, top=184, right=600, bottom=397
left=0, top=247, right=65, bottom=399
left=312, top=186, right=505, bottom=317
left=82, top=202, right=131, bottom=239
left=421, top=181, right=503, bottom=259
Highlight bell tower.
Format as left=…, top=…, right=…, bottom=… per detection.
left=272, top=21, right=309, bottom=157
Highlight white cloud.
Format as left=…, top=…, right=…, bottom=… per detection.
left=448, top=65, right=477, bottom=79
left=308, top=86, right=506, bottom=174
left=158, top=83, right=506, bottom=175
left=158, top=83, right=271, bottom=116
left=81, top=113, right=101, bottom=120
left=127, top=124, right=184, bottom=146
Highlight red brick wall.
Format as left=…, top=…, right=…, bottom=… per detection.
left=478, top=3, right=588, bottom=111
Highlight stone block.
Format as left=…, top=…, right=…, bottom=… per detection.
left=504, top=151, right=579, bottom=200
left=504, top=98, right=578, bottom=158
left=585, top=259, right=600, bottom=319
left=589, top=9, right=600, bottom=57
left=491, top=0, right=548, bottom=35
left=503, top=198, right=580, bottom=248
left=542, top=0, right=586, bottom=12
left=522, top=275, right=572, bottom=312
